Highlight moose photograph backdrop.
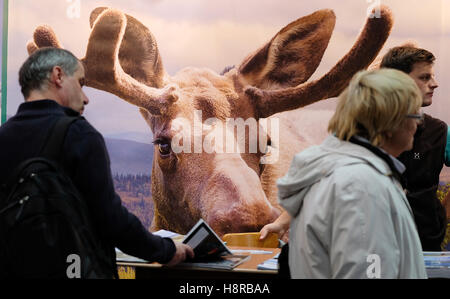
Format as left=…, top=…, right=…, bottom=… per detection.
left=2, top=0, right=450, bottom=234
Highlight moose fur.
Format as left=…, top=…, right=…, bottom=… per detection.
left=27, top=6, right=393, bottom=236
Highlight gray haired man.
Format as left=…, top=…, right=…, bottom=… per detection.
left=0, top=47, right=193, bottom=278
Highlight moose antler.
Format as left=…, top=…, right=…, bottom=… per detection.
left=245, top=5, right=394, bottom=119
left=239, top=9, right=336, bottom=89
left=27, top=8, right=177, bottom=115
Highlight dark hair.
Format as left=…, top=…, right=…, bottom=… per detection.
left=19, top=47, right=80, bottom=98
left=380, top=46, right=435, bottom=74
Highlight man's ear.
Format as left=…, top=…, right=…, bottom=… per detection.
left=49, top=66, right=64, bottom=87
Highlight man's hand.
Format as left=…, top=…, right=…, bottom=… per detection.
left=165, top=242, right=195, bottom=267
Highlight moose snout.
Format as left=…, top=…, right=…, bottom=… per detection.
left=200, top=168, right=280, bottom=236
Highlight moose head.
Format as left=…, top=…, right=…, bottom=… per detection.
left=27, top=6, right=393, bottom=236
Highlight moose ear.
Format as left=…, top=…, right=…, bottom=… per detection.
left=27, top=25, right=63, bottom=55
left=89, top=7, right=165, bottom=88
left=238, top=9, right=335, bottom=89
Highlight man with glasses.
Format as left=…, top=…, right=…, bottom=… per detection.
left=381, top=46, right=449, bottom=251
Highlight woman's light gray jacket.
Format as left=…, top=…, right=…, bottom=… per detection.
left=278, top=135, right=427, bottom=279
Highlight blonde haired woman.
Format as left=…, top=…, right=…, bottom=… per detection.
left=276, top=69, right=426, bottom=278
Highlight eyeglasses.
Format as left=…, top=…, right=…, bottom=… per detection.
left=406, top=112, right=424, bottom=123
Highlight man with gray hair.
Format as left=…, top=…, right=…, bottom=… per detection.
left=0, top=47, right=193, bottom=278
left=18, top=47, right=89, bottom=115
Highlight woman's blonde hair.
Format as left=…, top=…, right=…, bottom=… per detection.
left=328, top=68, right=422, bottom=146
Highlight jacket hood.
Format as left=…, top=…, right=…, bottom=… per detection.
left=277, top=135, right=393, bottom=217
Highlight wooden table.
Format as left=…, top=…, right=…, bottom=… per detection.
left=117, top=246, right=280, bottom=279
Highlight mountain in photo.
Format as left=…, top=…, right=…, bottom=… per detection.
left=104, top=137, right=154, bottom=175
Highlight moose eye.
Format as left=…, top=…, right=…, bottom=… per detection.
left=159, top=143, right=171, bottom=156
left=261, top=138, right=272, bottom=155
left=153, top=139, right=172, bottom=158
left=259, top=138, right=272, bottom=176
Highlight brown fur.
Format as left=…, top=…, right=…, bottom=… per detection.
left=245, top=5, right=394, bottom=118
left=27, top=6, right=393, bottom=236
left=239, top=10, right=336, bottom=90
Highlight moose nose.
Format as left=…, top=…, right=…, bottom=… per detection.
left=200, top=163, right=280, bottom=236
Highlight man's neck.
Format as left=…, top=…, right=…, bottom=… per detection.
left=26, top=89, right=61, bottom=105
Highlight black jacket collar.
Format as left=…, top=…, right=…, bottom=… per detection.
left=16, top=99, right=80, bottom=118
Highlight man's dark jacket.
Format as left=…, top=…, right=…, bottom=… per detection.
left=0, top=100, right=176, bottom=273
left=398, top=113, right=448, bottom=251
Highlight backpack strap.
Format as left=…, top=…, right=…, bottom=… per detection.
left=2, top=116, right=82, bottom=202
left=2, top=117, right=78, bottom=192
left=40, top=116, right=82, bottom=162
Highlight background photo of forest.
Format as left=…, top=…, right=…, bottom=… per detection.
left=105, top=137, right=155, bottom=231
left=114, top=173, right=154, bottom=231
